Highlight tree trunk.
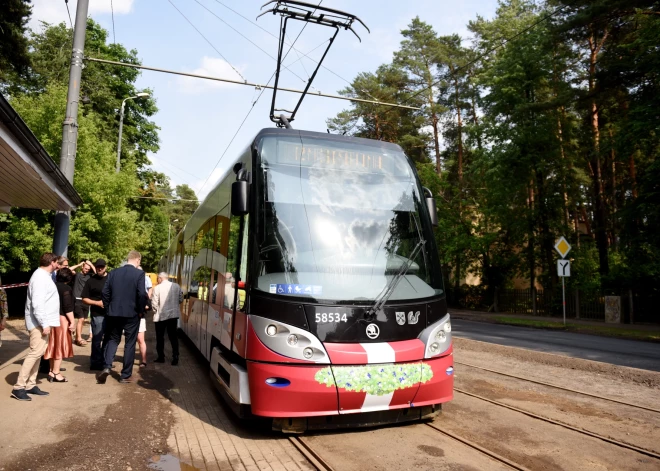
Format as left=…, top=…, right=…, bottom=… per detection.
left=536, top=169, right=555, bottom=292
left=609, top=127, right=617, bottom=250
left=629, top=150, right=638, bottom=199
left=469, top=73, right=482, bottom=150
left=455, top=76, right=464, bottom=186
left=588, top=30, right=610, bottom=276
left=427, top=66, right=442, bottom=176
left=528, top=182, right=537, bottom=315
left=557, top=114, right=571, bottom=229
left=580, top=204, right=593, bottom=238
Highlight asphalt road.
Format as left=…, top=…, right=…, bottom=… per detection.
left=452, top=318, right=660, bottom=372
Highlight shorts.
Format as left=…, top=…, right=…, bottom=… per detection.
left=139, top=318, right=147, bottom=333
left=74, top=301, right=89, bottom=319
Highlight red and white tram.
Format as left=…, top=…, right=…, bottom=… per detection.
left=159, top=128, right=453, bottom=431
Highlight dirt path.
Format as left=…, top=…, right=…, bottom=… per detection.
left=3, top=327, right=659, bottom=471
left=434, top=338, right=660, bottom=470
left=1, top=334, right=174, bottom=471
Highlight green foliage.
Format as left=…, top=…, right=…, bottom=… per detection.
left=0, top=0, right=32, bottom=85
left=25, top=19, right=160, bottom=169
left=329, top=0, right=660, bottom=310
left=167, top=185, right=200, bottom=235
left=8, top=83, right=145, bottom=266
left=0, top=19, right=196, bottom=274
left=0, top=211, right=52, bottom=273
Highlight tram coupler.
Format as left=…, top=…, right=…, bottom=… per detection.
left=272, top=417, right=307, bottom=434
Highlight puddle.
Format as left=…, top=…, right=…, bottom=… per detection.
left=148, top=454, right=201, bottom=471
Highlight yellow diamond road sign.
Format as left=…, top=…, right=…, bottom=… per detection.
left=554, top=236, right=571, bottom=259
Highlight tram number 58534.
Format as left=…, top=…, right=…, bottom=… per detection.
left=315, top=313, right=348, bottom=323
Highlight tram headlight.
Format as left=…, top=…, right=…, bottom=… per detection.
left=418, top=314, right=452, bottom=359
left=249, top=315, right=330, bottom=364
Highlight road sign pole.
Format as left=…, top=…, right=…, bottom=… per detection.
left=562, top=275, right=566, bottom=326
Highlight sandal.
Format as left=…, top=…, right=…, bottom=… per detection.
left=139, top=362, right=147, bottom=368
left=47, top=372, right=68, bottom=383
left=74, top=339, right=87, bottom=346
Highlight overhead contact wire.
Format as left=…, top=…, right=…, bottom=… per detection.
left=197, top=0, right=323, bottom=196
left=193, top=0, right=311, bottom=86
left=210, top=0, right=379, bottom=102
left=167, top=0, right=246, bottom=82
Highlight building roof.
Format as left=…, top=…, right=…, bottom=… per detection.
left=0, top=94, right=83, bottom=212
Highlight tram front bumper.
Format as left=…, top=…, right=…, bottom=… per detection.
left=246, top=351, right=453, bottom=419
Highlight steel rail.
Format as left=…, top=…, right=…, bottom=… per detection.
left=288, top=436, right=335, bottom=471
left=84, top=57, right=421, bottom=111
left=456, top=360, right=660, bottom=414
left=455, top=388, right=660, bottom=460
left=425, top=423, right=532, bottom=471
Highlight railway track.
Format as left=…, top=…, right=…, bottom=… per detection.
left=285, top=358, right=660, bottom=471
left=289, top=436, right=336, bottom=471
left=454, top=387, right=660, bottom=460
left=291, top=426, right=533, bottom=471
left=456, top=360, right=660, bottom=414
left=424, top=422, right=532, bottom=471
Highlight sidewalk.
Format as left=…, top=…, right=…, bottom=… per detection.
left=0, top=318, right=31, bottom=371
left=0, top=319, right=314, bottom=471
left=448, top=308, right=660, bottom=342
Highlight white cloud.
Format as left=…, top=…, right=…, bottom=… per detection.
left=176, top=56, right=247, bottom=94
left=29, top=0, right=134, bottom=31
left=90, top=0, right=134, bottom=15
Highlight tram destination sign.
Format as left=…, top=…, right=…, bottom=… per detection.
left=272, top=139, right=408, bottom=175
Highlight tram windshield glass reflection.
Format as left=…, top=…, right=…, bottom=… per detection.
left=256, top=134, right=443, bottom=303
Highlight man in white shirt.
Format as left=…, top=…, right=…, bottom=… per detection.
left=12, top=253, right=61, bottom=401
left=152, top=273, right=183, bottom=365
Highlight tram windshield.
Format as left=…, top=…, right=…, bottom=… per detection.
left=255, top=134, right=443, bottom=303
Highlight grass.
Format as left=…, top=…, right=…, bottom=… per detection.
left=492, top=316, right=660, bottom=342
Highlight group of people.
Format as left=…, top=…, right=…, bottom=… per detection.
left=11, top=251, right=183, bottom=401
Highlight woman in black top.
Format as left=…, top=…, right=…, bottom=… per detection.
left=44, top=268, right=75, bottom=382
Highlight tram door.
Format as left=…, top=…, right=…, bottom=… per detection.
left=228, top=214, right=249, bottom=358
left=208, top=207, right=232, bottom=353
left=190, top=221, right=216, bottom=355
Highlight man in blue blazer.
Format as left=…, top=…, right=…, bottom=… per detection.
left=98, top=250, right=148, bottom=384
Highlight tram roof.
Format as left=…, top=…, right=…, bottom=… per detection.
left=178, top=127, right=405, bottom=242
left=254, top=127, right=405, bottom=151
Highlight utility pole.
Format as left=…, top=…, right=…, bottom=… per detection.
left=52, top=0, right=90, bottom=256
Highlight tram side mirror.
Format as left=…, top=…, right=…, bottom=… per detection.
left=424, top=187, right=438, bottom=227
left=231, top=180, right=249, bottom=216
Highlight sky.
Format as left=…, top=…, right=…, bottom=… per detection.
left=29, top=0, right=498, bottom=200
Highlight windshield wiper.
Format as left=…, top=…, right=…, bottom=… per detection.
left=365, top=238, right=426, bottom=321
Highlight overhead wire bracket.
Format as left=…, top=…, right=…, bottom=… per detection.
left=257, top=0, right=369, bottom=127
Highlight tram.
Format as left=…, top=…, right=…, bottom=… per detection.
left=159, top=128, right=453, bottom=431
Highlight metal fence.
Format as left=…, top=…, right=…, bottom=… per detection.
left=497, top=288, right=605, bottom=320
left=447, top=286, right=660, bottom=324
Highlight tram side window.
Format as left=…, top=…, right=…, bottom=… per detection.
left=225, top=214, right=249, bottom=310
left=211, top=212, right=230, bottom=306
left=192, top=226, right=214, bottom=301
left=181, top=236, right=194, bottom=319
